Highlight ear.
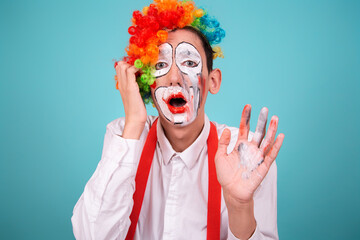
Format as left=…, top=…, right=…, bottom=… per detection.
left=208, top=68, right=222, bottom=94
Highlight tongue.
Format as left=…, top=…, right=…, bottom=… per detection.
left=169, top=98, right=186, bottom=107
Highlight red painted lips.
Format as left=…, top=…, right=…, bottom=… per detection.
left=163, top=92, right=187, bottom=114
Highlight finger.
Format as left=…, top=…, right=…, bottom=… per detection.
left=238, top=104, right=251, bottom=141
left=125, top=65, right=140, bottom=89
left=118, top=61, right=137, bottom=92
left=250, top=134, right=284, bottom=184
left=261, top=133, right=284, bottom=171
left=115, top=60, right=126, bottom=74
left=251, top=107, right=268, bottom=146
left=259, top=115, right=279, bottom=155
left=217, top=128, right=231, bottom=156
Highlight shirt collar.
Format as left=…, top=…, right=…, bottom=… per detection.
left=157, top=115, right=211, bottom=169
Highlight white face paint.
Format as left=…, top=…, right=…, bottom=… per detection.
left=154, top=43, right=172, bottom=78
left=154, top=42, right=203, bottom=125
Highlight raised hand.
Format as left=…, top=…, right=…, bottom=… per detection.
left=215, top=104, right=284, bottom=205
left=115, top=61, right=147, bottom=139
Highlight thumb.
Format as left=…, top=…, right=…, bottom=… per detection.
left=218, top=128, right=231, bottom=155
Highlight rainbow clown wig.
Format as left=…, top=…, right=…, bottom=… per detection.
left=116, top=0, right=226, bottom=104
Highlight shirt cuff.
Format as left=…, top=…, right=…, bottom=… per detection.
left=227, top=224, right=260, bottom=240
left=104, top=133, right=142, bottom=165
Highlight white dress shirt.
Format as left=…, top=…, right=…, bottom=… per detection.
left=71, top=115, right=278, bottom=240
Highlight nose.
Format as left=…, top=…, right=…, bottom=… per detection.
left=168, top=63, right=183, bottom=87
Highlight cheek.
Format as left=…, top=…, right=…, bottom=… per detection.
left=150, top=82, right=157, bottom=89
left=151, top=77, right=164, bottom=91
left=151, top=75, right=167, bottom=90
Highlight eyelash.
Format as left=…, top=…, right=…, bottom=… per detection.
left=155, top=62, right=168, bottom=70
left=155, top=60, right=199, bottom=70
left=182, top=60, right=198, bottom=67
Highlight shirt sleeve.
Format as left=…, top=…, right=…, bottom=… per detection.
left=71, top=118, right=150, bottom=240
left=251, top=162, right=278, bottom=240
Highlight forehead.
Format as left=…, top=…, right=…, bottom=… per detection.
left=164, top=29, right=205, bottom=55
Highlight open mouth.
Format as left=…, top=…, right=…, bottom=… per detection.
left=169, top=97, right=186, bottom=107
left=164, top=93, right=187, bottom=114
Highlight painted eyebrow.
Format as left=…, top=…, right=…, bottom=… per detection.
left=158, top=43, right=173, bottom=58
left=175, top=48, right=201, bottom=61
left=176, top=50, right=201, bottom=58
left=159, top=48, right=171, bottom=55
left=175, top=42, right=201, bottom=59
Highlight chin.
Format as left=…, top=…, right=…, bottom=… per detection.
left=154, top=86, right=201, bottom=126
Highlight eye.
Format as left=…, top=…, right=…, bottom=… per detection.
left=182, top=60, right=198, bottom=68
left=155, top=62, right=168, bottom=70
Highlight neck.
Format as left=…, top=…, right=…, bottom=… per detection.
left=159, top=112, right=205, bottom=152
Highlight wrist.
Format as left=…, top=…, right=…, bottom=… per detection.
left=223, top=189, right=254, bottom=211
left=225, top=196, right=254, bottom=213
left=226, top=198, right=256, bottom=240
left=122, top=121, right=146, bottom=139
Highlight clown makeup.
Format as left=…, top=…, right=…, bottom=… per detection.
left=154, top=42, right=203, bottom=125
left=154, top=43, right=173, bottom=78
left=252, top=108, right=268, bottom=145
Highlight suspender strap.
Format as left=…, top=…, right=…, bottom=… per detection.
left=206, top=122, right=221, bottom=240
left=125, top=119, right=158, bottom=240
left=125, top=119, right=221, bottom=240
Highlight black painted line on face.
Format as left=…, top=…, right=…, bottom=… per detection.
left=195, top=86, right=201, bottom=115
left=174, top=41, right=203, bottom=75
left=155, top=43, right=173, bottom=79
left=174, top=42, right=203, bottom=115
left=153, top=86, right=172, bottom=123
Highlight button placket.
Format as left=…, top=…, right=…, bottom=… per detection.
left=163, top=155, right=185, bottom=239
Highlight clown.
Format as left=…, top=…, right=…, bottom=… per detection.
left=72, top=1, right=285, bottom=239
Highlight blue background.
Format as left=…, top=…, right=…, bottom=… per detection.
left=1, top=0, right=359, bottom=239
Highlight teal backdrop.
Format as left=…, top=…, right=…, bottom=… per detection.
left=1, top=0, right=359, bottom=239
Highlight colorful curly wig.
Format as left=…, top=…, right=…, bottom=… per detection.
left=116, top=0, right=225, bottom=104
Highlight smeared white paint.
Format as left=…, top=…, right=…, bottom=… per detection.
left=153, top=42, right=203, bottom=126
left=238, top=143, right=264, bottom=179
left=252, top=107, right=268, bottom=144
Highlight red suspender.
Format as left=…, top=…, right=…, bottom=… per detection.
left=125, top=119, right=221, bottom=240
left=125, top=119, right=158, bottom=240
left=206, top=121, right=221, bottom=240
